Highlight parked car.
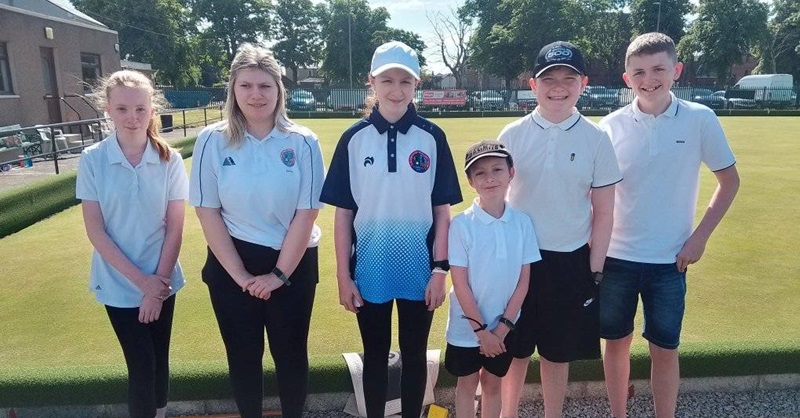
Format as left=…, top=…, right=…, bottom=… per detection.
left=287, top=89, right=317, bottom=111
left=583, top=86, right=619, bottom=108
left=715, top=91, right=757, bottom=109
left=468, top=90, right=506, bottom=110
left=692, top=88, right=726, bottom=109
left=508, top=89, right=537, bottom=111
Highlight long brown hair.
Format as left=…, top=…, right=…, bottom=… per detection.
left=97, top=70, right=172, bottom=161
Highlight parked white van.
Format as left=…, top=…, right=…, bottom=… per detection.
left=731, top=74, right=795, bottom=106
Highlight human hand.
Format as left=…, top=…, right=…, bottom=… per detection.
left=676, top=234, right=707, bottom=272
left=425, top=273, right=447, bottom=311
left=338, top=278, right=364, bottom=314
left=491, top=324, right=510, bottom=341
left=139, top=296, right=163, bottom=323
left=139, top=274, right=171, bottom=300
left=477, top=330, right=506, bottom=358
left=246, top=273, right=283, bottom=300
left=232, top=273, right=257, bottom=293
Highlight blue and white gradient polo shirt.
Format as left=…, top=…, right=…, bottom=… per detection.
left=321, top=105, right=462, bottom=303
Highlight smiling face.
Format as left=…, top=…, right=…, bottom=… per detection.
left=623, top=51, right=683, bottom=114
left=105, top=86, right=153, bottom=141
left=370, top=67, right=419, bottom=123
left=530, top=66, right=588, bottom=123
left=233, top=67, right=279, bottom=128
left=467, top=156, right=515, bottom=201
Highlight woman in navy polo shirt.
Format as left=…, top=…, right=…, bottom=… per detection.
left=320, top=41, right=462, bottom=418
left=189, top=44, right=325, bottom=418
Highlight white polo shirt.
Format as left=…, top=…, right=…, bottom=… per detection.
left=189, top=121, right=325, bottom=249
left=76, top=133, right=189, bottom=308
left=600, top=94, right=736, bottom=263
left=498, top=110, right=622, bottom=252
left=320, top=106, right=463, bottom=303
left=446, top=200, right=541, bottom=347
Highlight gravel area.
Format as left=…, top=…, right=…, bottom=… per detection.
left=301, top=389, right=800, bottom=417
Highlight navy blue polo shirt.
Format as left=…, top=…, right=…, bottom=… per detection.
left=320, top=106, right=462, bottom=303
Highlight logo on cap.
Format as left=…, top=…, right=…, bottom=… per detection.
left=546, top=46, right=573, bottom=61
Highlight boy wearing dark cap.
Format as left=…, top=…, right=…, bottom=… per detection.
left=498, top=41, right=622, bottom=418
left=446, top=140, right=541, bottom=418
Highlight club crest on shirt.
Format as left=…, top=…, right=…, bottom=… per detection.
left=408, top=150, right=430, bottom=173
left=281, top=148, right=296, bottom=167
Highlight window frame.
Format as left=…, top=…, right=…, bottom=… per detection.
left=0, top=42, right=14, bottom=95
left=80, top=52, right=102, bottom=92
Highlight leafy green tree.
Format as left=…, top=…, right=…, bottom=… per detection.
left=73, top=0, right=198, bottom=87
left=462, top=0, right=525, bottom=90
left=678, top=0, right=768, bottom=86
left=572, top=1, right=632, bottom=85
left=189, top=0, right=271, bottom=64
left=630, top=0, right=692, bottom=45
left=757, top=0, right=800, bottom=79
left=272, top=0, right=323, bottom=83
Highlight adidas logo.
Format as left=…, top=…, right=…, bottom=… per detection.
left=583, top=297, right=594, bottom=307
left=223, top=157, right=236, bottom=166
left=95, top=285, right=102, bottom=291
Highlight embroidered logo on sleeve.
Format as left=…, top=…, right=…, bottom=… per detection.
left=364, top=156, right=375, bottom=167
left=408, top=150, right=430, bottom=173
left=281, top=149, right=296, bottom=167
left=222, top=157, right=236, bottom=166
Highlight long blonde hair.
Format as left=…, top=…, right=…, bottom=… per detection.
left=97, top=70, right=172, bottom=161
left=224, top=43, right=293, bottom=146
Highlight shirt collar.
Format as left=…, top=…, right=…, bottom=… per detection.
left=531, top=109, right=581, bottom=131
left=471, top=198, right=511, bottom=225
left=632, top=92, right=679, bottom=122
left=368, top=103, right=417, bottom=135
left=244, top=126, right=290, bottom=142
left=106, top=132, right=160, bottom=165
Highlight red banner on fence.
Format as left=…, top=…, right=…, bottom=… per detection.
left=422, top=90, right=467, bottom=106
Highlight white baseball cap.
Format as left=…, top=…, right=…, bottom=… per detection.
left=370, top=41, right=421, bottom=80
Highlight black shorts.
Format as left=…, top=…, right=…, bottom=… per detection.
left=509, top=244, right=600, bottom=363
left=444, top=333, right=515, bottom=378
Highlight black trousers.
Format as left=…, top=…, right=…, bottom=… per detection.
left=203, top=238, right=318, bottom=418
left=105, top=295, right=176, bottom=418
left=356, top=298, right=434, bottom=418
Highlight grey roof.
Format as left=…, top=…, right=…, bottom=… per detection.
left=0, top=0, right=108, bottom=28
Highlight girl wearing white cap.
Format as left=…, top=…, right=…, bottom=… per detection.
left=321, top=41, right=462, bottom=418
left=189, top=44, right=325, bottom=418
left=77, top=70, right=188, bottom=418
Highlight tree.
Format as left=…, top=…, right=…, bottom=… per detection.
left=569, top=0, right=632, bottom=85
left=189, top=0, right=271, bottom=65
left=630, top=0, right=692, bottom=45
left=462, top=0, right=525, bottom=91
left=757, top=0, right=800, bottom=79
left=426, top=7, right=472, bottom=88
left=73, top=0, right=198, bottom=87
left=272, top=0, right=323, bottom=83
left=678, top=0, right=769, bottom=86
left=319, top=0, right=426, bottom=86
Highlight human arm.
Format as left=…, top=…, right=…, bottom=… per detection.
left=425, top=204, right=451, bottom=311
left=138, top=199, right=185, bottom=323
left=492, top=263, right=530, bottom=341
left=589, top=184, right=615, bottom=273
left=334, top=207, right=363, bottom=313
left=676, top=165, right=740, bottom=272
left=195, top=206, right=256, bottom=291
left=451, top=265, right=505, bottom=357
left=247, top=209, right=319, bottom=299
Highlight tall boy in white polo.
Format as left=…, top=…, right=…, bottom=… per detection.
left=76, top=133, right=188, bottom=307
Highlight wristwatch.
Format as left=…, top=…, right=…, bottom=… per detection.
left=592, top=271, right=604, bottom=285
left=432, top=260, right=450, bottom=272
left=272, top=267, right=292, bottom=286
left=498, top=316, right=516, bottom=331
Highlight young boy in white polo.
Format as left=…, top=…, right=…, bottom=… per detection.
left=445, top=140, right=541, bottom=418
left=599, top=32, right=740, bottom=418
left=498, top=41, right=622, bottom=418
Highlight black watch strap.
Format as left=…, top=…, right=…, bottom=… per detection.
left=499, top=316, right=516, bottom=331
left=272, top=267, right=291, bottom=286
left=432, top=260, right=450, bottom=272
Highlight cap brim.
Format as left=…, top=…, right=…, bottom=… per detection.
left=534, top=63, right=584, bottom=78
left=371, top=63, right=420, bottom=80
left=465, top=151, right=511, bottom=170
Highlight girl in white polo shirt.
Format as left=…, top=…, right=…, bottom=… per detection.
left=189, top=44, right=325, bottom=418
left=321, top=41, right=462, bottom=418
left=76, top=70, right=189, bottom=418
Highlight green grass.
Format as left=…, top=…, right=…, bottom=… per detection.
left=0, top=117, right=798, bottom=406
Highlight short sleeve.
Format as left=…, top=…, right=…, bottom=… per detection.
left=700, top=112, right=736, bottom=171
left=592, top=130, right=623, bottom=188
left=189, top=128, right=221, bottom=208
left=319, top=132, right=356, bottom=209
left=448, top=216, right=469, bottom=268
left=167, top=151, right=189, bottom=201
left=520, top=215, right=542, bottom=264
left=297, top=133, right=325, bottom=210
left=75, top=149, right=97, bottom=201
left=431, top=129, right=463, bottom=206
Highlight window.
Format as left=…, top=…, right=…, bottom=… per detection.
left=81, top=53, right=101, bottom=92
left=0, top=43, right=13, bottom=95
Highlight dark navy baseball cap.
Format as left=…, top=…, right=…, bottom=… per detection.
left=533, top=41, right=586, bottom=78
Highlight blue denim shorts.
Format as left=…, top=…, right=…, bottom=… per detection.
left=599, top=257, right=686, bottom=349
